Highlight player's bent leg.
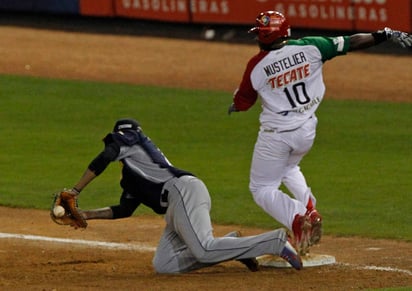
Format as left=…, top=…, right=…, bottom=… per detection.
left=282, top=165, right=311, bottom=202
left=251, top=185, right=307, bottom=230
left=229, top=231, right=260, bottom=272
left=161, top=177, right=303, bottom=272
left=190, top=228, right=301, bottom=269
left=153, top=225, right=211, bottom=274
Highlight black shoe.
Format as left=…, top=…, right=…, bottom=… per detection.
left=238, top=257, right=260, bottom=272
left=232, top=231, right=260, bottom=272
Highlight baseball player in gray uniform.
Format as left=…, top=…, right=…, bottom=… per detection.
left=62, top=118, right=303, bottom=273
left=228, top=11, right=412, bottom=255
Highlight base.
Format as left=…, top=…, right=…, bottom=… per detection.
left=257, top=253, right=336, bottom=268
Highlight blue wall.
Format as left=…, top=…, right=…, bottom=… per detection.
left=0, top=0, right=79, bottom=14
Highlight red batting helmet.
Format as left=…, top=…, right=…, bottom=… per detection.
left=248, top=11, right=291, bottom=44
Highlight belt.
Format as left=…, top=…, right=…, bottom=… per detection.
left=263, top=127, right=298, bottom=133
left=263, top=116, right=313, bottom=134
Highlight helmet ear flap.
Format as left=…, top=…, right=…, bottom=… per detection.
left=248, top=27, right=259, bottom=34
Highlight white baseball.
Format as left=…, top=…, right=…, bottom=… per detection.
left=204, top=29, right=215, bottom=40
left=53, top=205, right=65, bottom=217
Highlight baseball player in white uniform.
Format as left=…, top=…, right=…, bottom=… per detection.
left=228, top=11, right=412, bottom=255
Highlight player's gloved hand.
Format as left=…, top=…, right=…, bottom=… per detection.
left=382, top=27, right=412, bottom=48
left=50, top=188, right=87, bottom=229
left=228, top=103, right=239, bottom=115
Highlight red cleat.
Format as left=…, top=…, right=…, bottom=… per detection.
left=291, top=214, right=311, bottom=255
left=307, top=209, right=322, bottom=246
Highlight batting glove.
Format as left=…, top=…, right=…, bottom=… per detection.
left=384, top=27, right=412, bottom=48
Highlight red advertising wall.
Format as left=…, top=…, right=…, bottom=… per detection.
left=77, top=0, right=412, bottom=32
left=189, top=0, right=259, bottom=24
left=271, top=0, right=354, bottom=30
left=190, top=0, right=412, bottom=32
left=352, top=0, right=411, bottom=31
left=114, top=0, right=191, bottom=22
left=80, top=0, right=115, bottom=16
left=274, top=0, right=411, bottom=32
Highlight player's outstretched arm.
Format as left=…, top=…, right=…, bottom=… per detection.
left=349, top=27, right=412, bottom=51
left=348, top=33, right=375, bottom=51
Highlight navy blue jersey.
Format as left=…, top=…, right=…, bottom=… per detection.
left=89, top=130, right=193, bottom=214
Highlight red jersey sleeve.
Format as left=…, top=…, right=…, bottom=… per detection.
left=233, top=51, right=269, bottom=111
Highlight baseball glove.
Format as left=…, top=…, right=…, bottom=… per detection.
left=50, top=189, right=88, bottom=229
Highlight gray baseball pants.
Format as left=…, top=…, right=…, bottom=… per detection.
left=152, top=175, right=288, bottom=273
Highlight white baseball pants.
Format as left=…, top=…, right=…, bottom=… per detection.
left=249, top=116, right=318, bottom=230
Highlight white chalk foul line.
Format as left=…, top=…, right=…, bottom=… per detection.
left=0, top=232, right=156, bottom=252
left=1, top=232, right=411, bottom=276
left=338, top=262, right=412, bottom=276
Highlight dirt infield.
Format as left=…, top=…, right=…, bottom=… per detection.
left=0, top=24, right=411, bottom=290
left=1, top=207, right=411, bottom=290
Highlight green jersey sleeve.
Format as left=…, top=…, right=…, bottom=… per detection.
left=287, top=36, right=350, bottom=62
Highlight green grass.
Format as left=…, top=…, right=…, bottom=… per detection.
left=0, top=74, right=411, bottom=241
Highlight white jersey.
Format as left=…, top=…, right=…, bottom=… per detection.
left=234, top=36, right=350, bottom=131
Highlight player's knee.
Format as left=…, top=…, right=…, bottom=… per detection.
left=152, top=255, right=181, bottom=274
left=152, top=259, right=168, bottom=274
